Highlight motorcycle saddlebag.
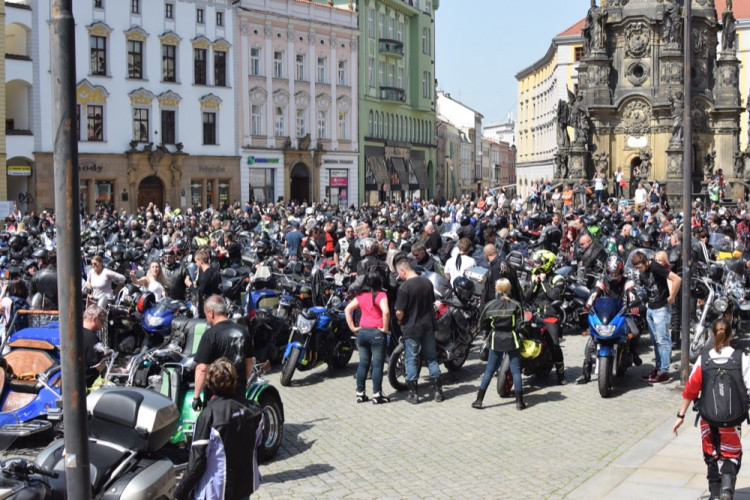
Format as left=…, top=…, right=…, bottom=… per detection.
left=507, top=251, right=524, bottom=271
left=87, top=388, right=179, bottom=452
left=464, top=266, right=488, bottom=297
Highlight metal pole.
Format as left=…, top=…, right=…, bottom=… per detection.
left=680, top=0, right=693, bottom=385
left=50, top=1, right=91, bottom=498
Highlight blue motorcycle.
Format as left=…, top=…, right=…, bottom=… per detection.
left=141, top=297, right=191, bottom=349
left=587, top=297, right=636, bottom=398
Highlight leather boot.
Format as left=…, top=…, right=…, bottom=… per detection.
left=555, top=362, right=567, bottom=385
left=709, top=481, right=721, bottom=500
left=406, top=380, right=418, bottom=405
left=432, top=377, right=445, bottom=402
left=515, top=392, right=527, bottom=410
left=576, top=360, right=592, bottom=385
left=720, top=473, right=736, bottom=500
left=471, top=389, right=485, bottom=409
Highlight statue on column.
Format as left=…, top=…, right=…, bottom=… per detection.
left=669, top=91, right=684, bottom=146
left=594, top=152, right=609, bottom=175
left=735, top=151, right=745, bottom=178
left=704, top=150, right=716, bottom=179
left=570, top=94, right=591, bottom=147
left=722, top=11, right=737, bottom=52
left=663, top=1, right=682, bottom=48
left=554, top=153, right=568, bottom=179
left=555, top=96, right=572, bottom=149
left=582, top=0, right=607, bottom=56
left=639, top=148, right=652, bottom=180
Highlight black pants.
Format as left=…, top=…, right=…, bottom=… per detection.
left=543, top=316, right=564, bottom=364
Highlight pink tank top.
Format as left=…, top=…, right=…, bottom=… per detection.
left=357, top=291, right=387, bottom=329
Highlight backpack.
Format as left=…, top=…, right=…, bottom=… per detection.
left=695, top=350, right=750, bottom=428
left=438, top=239, right=457, bottom=265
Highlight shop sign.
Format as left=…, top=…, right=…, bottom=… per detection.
left=78, top=162, right=103, bottom=173
left=198, top=166, right=226, bottom=174
left=330, top=169, right=348, bottom=187
left=7, top=165, right=31, bottom=176
left=322, top=158, right=354, bottom=164
left=247, top=156, right=280, bottom=165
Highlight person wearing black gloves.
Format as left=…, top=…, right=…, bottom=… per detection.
left=175, top=358, right=263, bottom=500
left=192, top=295, right=254, bottom=411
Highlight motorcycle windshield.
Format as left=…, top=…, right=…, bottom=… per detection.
left=593, top=297, right=623, bottom=325
left=151, top=298, right=183, bottom=315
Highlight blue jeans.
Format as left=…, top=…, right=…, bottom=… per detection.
left=647, top=305, right=672, bottom=373
left=404, top=333, right=441, bottom=382
left=480, top=349, right=522, bottom=393
left=356, top=328, right=386, bottom=394
left=595, top=189, right=604, bottom=206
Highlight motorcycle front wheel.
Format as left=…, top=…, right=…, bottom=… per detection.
left=444, top=346, right=469, bottom=372
left=329, top=339, right=354, bottom=369
left=388, top=343, right=420, bottom=392
left=257, top=391, right=284, bottom=461
left=598, top=356, right=613, bottom=398
left=280, top=347, right=301, bottom=387
left=496, top=354, right=513, bottom=398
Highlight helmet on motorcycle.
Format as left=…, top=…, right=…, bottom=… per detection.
left=28, top=227, right=39, bottom=238
left=410, top=221, right=423, bottom=234
left=136, top=291, right=156, bottom=313
left=452, top=276, right=475, bottom=303
left=530, top=249, right=556, bottom=275
left=519, top=338, right=542, bottom=359
left=604, top=255, right=625, bottom=286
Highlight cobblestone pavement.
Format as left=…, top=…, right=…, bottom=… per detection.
left=0, top=334, right=686, bottom=498
left=256, top=334, right=683, bottom=499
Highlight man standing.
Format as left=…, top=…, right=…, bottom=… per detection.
left=82, top=304, right=109, bottom=387
left=423, top=222, right=443, bottom=254
left=192, top=295, right=254, bottom=410
left=394, top=259, right=443, bottom=404
left=283, top=221, right=304, bottom=258
left=186, top=249, right=222, bottom=319
left=162, top=249, right=188, bottom=301
left=631, top=250, right=682, bottom=383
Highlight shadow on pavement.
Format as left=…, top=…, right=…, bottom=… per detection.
left=276, top=419, right=326, bottom=460
left=261, top=462, right=335, bottom=483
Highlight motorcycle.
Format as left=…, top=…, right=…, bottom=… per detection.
left=587, top=297, right=637, bottom=398
left=387, top=271, right=481, bottom=392
left=495, top=311, right=555, bottom=397
left=1, top=387, right=179, bottom=499
left=141, top=296, right=191, bottom=349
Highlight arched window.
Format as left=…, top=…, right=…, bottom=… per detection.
left=368, top=110, right=373, bottom=136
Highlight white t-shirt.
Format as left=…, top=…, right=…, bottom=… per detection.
left=594, top=177, right=605, bottom=191
left=444, top=253, right=476, bottom=286
left=88, top=268, right=126, bottom=300
left=147, top=279, right=165, bottom=302
left=634, top=187, right=647, bottom=204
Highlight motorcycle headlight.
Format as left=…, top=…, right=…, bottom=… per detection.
left=713, top=298, right=729, bottom=314
left=296, top=315, right=316, bottom=334
left=145, top=314, right=162, bottom=327
left=595, top=324, right=616, bottom=338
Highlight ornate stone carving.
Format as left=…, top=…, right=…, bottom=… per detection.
left=588, top=65, right=610, bottom=86
left=287, top=29, right=295, bottom=41
left=239, top=22, right=250, bottom=36
left=691, top=100, right=711, bottom=134
left=639, top=149, right=652, bottom=180
left=663, top=1, right=682, bottom=48
left=199, top=94, right=222, bottom=110
left=124, top=26, right=148, bottom=42
left=76, top=79, right=109, bottom=105
left=625, top=21, right=650, bottom=58
left=273, top=89, right=290, bottom=107
left=128, top=87, right=155, bottom=106
left=692, top=61, right=707, bottom=87
left=719, top=64, right=738, bottom=87
left=594, top=152, right=609, bottom=175
left=191, top=35, right=211, bottom=49
left=626, top=62, right=648, bottom=86
left=316, top=93, right=331, bottom=111
left=669, top=91, right=684, bottom=147
left=660, top=60, right=683, bottom=85
left=692, top=28, right=709, bottom=59
left=159, top=31, right=182, bottom=46
left=336, top=95, right=351, bottom=112
left=294, top=91, right=311, bottom=109
left=667, top=152, right=683, bottom=178
left=249, top=86, right=267, bottom=104
left=264, top=25, right=272, bottom=39
left=620, top=99, right=652, bottom=136
left=158, top=90, right=181, bottom=109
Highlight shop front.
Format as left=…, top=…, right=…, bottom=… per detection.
left=320, top=154, right=358, bottom=208
left=240, top=151, right=283, bottom=205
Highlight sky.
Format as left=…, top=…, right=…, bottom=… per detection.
left=435, top=0, right=593, bottom=125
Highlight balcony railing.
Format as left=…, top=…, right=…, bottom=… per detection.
left=380, top=86, right=405, bottom=102
left=378, top=38, right=404, bottom=56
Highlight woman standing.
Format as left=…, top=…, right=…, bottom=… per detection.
left=673, top=319, right=750, bottom=499
left=344, top=270, right=390, bottom=404
left=85, top=255, right=126, bottom=301
left=593, top=173, right=605, bottom=207
left=130, top=260, right=168, bottom=301
left=472, top=278, right=525, bottom=410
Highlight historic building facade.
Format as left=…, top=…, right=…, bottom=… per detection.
left=351, top=0, right=438, bottom=205
left=32, top=0, right=238, bottom=214
left=235, top=0, right=358, bottom=206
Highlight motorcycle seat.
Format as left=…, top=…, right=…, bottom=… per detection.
left=3, top=349, right=56, bottom=381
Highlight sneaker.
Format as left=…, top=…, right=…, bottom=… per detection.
left=371, top=393, right=390, bottom=404
left=356, top=393, right=369, bottom=403
left=648, top=371, right=670, bottom=384
left=641, top=369, right=658, bottom=380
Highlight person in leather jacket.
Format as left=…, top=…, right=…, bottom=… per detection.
left=30, top=250, right=58, bottom=308
left=536, top=213, right=562, bottom=252
left=576, top=233, right=608, bottom=286
left=161, top=249, right=188, bottom=301
left=408, top=241, right=443, bottom=275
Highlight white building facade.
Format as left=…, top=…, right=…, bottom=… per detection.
left=235, top=0, right=358, bottom=206
left=31, top=0, right=238, bottom=213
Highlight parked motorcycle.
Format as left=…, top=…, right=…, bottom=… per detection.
left=495, top=312, right=555, bottom=397
left=587, top=297, right=637, bottom=398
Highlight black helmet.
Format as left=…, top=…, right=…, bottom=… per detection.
left=604, top=255, right=624, bottom=286
left=23, top=258, right=38, bottom=271
left=254, top=239, right=271, bottom=257
left=32, top=248, right=48, bottom=260
left=9, top=235, right=23, bottom=251
left=637, top=232, right=652, bottom=248
left=28, top=227, right=39, bottom=238
left=460, top=215, right=471, bottom=226
left=452, top=276, right=475, bottom=303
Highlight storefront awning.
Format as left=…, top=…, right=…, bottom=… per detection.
left=366, top=156, right=389, bottom=186
left=409, top=158, right=429, bottom=189
left=390, top=157, right=409, bottom=187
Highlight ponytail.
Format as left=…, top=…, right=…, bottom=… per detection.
left=712, top=318, right=732, bottom=353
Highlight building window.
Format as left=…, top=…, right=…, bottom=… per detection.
left=397, top=67, right=403, bottom=89
left=317, top=110, right=327, bottom=138
left=368, top=9, right=375, bottom=38
left=165, top=3, right=173, bottom=19
left=197, top=8, right=204, bottom=24
left=274, top=106, right=285, bottom=136
left=216, top=12, right=224, bottom=27
left=161, top=109, right=176, bottom=144
left=338, top=60, right=347, bottom=85
left=575, top=46, right=584, bottom=62
left=162, top=44, right=177, bottom=82
left=131, top=0, right=139, bottom=14
left=422, top=28, right=431, bottom=54
left=191, top=179, right=203, bottom=209
left=295, top=54, right=306, bottom=81
left=214, top=50, right=226, bottom=86
left=379, top=61, right=385, bottom=87
left=87, top=105, right=103, bottom=141
left=388, top=63, right=395, bottom=86
left=251, top=104, right=263, bottom=135
left=296, top=109, right=306, bottom=138
left=388, top=17, right=395, bottom=39
left=203, top=112, right=216, bottom=144
left=368, top=57, right=375, bottom=87
left=273, top=51, right=284, bottom=78
left=194, top=48, right=207, bottom=85
left=378, top=13, right=385, bottom=38
left=367, top=111, right=373, bottom=136
left=127, top=40, right=143, bottom=79
left=133, top=108, right=149, bottom=142
left=422, top=71, right=430, bottom=98
left=218, top=179, right=230, bottom=205
left=338, top=111, right=348, bottom=140
left=94, top=0, right=103, bottom=9
left=90, top=36, right=107, bottom=76
left=397, top=22, right=403, bottom=42
left=317, top=57, right=327, bottom=83
left=250, top=48, right=261, bottom=76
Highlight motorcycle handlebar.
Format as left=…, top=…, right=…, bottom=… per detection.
left=4, top=459, right=59, bottom=479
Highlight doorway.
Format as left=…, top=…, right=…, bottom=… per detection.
left=137, top=175, right=164, bottom=209
left=290, top=163, right=310, bottom=204
left=629, top=157, right=642, bottom=198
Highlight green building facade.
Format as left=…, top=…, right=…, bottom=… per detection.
left=330, top=0, right=438, bottom=204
